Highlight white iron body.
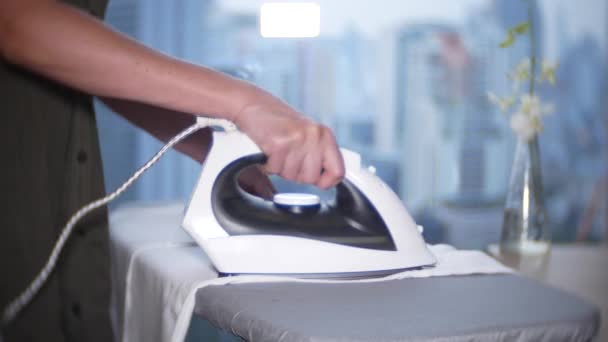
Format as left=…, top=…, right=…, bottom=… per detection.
left=182, top=129, right=436, bottom=275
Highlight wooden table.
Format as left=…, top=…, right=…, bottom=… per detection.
left=489, top=243, right=608, bottom=341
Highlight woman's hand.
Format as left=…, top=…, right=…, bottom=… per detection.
left=233, top=91, right=345, bottom=189
left=238, top=165, right=276, bottom=200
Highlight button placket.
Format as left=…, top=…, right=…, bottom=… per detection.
left=71, top=302, right=82, bottom=318
left=76, top=150, right=88, bottom=164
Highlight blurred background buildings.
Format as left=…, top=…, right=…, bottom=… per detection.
left=97, top=0, right=608, bottom=248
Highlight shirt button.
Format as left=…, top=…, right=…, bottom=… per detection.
left=71, top=302, right=82, bottom=318
left=77, top=150, right=88, bottom=164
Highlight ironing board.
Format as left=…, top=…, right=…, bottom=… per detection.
left=109, top=203, right=600, bottom=342
left=188, top=275, right=599, bottom=341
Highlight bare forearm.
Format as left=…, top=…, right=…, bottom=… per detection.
left=0, top=0, right=255, bottom=120
left=0, top=1, right=346, bottom=188
left=101, top=98, right=212, bottom=163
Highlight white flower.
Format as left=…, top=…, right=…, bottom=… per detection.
left=509, top=94, right=551, bottom=141
left=519, top=94, right=554, bottom=117
left=509, top=58, right=532, bottom=84
left=510, top=112, right=536, bottom=141
left=520, top=94, right=540, bottom=116
left=487, top=92, right=515, bottom=113
left=539, top=60, right=558, bottom=84
left=489, top=56, right=557, bottom=141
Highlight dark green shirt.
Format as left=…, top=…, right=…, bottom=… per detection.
left=0, top=1, right=113, bottom=341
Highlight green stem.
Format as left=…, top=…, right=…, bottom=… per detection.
left=528, top=0, right=536, bottom=96
left=528, top=137, right=546, bottom=211
left=526, top=1, right=547, bottom=231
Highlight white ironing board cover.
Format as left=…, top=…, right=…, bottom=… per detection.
left=109, top=202, right=517, bottom=342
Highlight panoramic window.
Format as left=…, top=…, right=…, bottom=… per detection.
left=98, top=0, right=607, bottom=246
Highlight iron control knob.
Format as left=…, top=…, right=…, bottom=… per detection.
left=273, top=193, right=321, bottom=215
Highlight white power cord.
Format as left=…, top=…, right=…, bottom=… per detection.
left=1, top=117, right=236, bottom=330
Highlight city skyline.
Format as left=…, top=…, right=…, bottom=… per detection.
left=216, top=0, right=607, bottom=58
left=96, top=0, right=607, bottom=242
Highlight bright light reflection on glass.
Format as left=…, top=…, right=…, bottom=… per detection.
left=260, top=2, right=320, bottom=38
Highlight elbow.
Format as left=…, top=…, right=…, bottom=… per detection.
left=0, top=5, right=38, bottom=66
left=0, top=16, right=24, bottom=65
left=0, top=21, right=23, bottom=64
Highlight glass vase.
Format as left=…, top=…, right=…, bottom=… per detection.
left=499, top=136, right=551, bottom=275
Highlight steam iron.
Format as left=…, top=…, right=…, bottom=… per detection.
left=182, top=121, right=436, bottom=277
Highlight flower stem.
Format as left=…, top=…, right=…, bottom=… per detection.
left=528, top=0, right=536, bottom=96
left=526, top=0, right=547, bottom=232
left=528, top=136, right=546, bottom=224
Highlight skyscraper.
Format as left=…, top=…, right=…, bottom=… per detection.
left=97, top=0, right=212, bottom=203
left=389, top=23, right=461, bottom=209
